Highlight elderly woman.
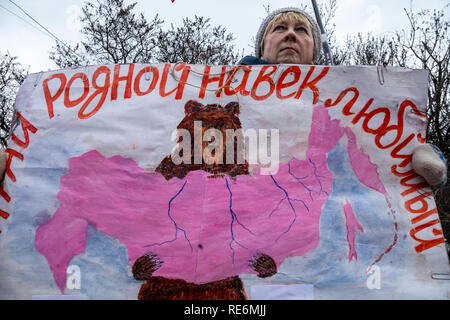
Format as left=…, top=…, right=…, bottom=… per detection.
left=238, top=7, right=447, bottom=189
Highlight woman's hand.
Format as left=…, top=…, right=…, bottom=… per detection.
left=412, top=143, right=447, bottom=189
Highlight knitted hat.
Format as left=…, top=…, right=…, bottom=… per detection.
left=255, top=7, right=322, bottom=63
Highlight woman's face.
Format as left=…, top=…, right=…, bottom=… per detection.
left=261, top=17, right=315, bottom=65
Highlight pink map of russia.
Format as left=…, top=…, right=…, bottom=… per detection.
left=35, top=106, right=387, bottom=293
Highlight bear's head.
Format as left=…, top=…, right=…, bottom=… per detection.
left=156, top=100, right=249, bottom=180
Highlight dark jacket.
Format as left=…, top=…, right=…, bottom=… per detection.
left=238, top=56, right=271, bottom=65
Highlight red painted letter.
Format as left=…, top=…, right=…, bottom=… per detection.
left=78, top=66, right=111, bottom=119
left=43, top=73, right=67, bottom=119
left=11, top=112, right=38, bottom=149
left=295, top=66, right=329, bottom=103
left=134, top=66, right=159, bottom=96
left=111, top=64, right=135, bottom=100
left=64, top=73, right=89, bottom=108
left=276, top=66, right=301, bottom=99
left=251, top=66, right=277, bottom=101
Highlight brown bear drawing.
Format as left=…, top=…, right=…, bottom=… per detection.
left=132, top=100, right=277, bottom=300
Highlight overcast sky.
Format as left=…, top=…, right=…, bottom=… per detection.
left=0, top=0, right=448, bottom=73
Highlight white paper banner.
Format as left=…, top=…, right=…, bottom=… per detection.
left=0, top=63, right=448, bottom=299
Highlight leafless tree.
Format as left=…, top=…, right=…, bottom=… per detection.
left=49, top=0, right=242, bottom=67
left=337, top=33, right=407, bottom=67
left=50, top=0, right=164, bottom=67
left=399, top=5, right=450, bottom=240
left=0, top=52, right=26, bottom=147
left=400, top=6, right=449, bottom=158
left=156, top=16, right=242, bottom=65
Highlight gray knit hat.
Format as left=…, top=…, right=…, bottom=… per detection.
left=255, top=7, right=322, bottom=63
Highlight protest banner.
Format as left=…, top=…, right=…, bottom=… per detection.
left=0, top=63, right=448, bottom=299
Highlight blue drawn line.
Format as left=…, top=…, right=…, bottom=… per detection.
left=225, top=178, right=254, bottom=264
left=291, top=198, right=309, bottom=212
left=269, top=196, right=309, bottom=219
left=270, top=175, right=297, bottom=242
left=308, top=158, right=329, bottom=196
left=288, top=162, right=314, bottom=201
left=143, top=181, right=193, bottom=251
left=268, top=196, right=286, bottom=218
